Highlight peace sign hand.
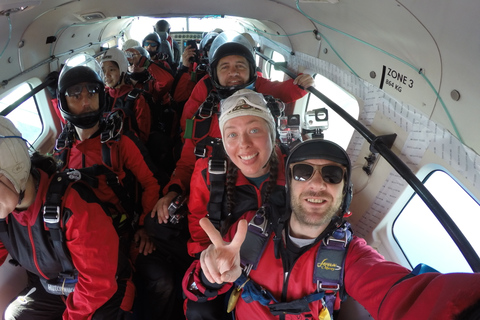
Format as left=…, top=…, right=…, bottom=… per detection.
left=199, top=217, right=248, bottom=284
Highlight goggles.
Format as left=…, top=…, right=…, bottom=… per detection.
left=220, top=91, right=268, bottom=114
left=65, top=83, right=101, bottom=97
left=290, top=162, right=345, bottom=184
left=125, top=51, right=140, bottom=59
left=143, top=41, right=158, bottom=48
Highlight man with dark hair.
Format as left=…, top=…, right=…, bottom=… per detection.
left=183, top=139, right=480, bottom=320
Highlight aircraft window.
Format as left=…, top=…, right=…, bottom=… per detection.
left=0, top=83, right=42, bottom=144
left=305, top=75, right=358, bottom=149
left=267, top=51, right=286, bottom=82
left=128, top=16, right=244, bottom=43
left=393, top=170, right=480, bottom=273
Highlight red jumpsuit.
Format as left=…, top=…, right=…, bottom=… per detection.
left=0, top=169, right=119, bottom=320
left=184, top=209, right=480, bottom=320
left=57, top=130, right=161, bottom=225
left=187, top=146, right=286, bottom=256
left=164, top=76, right=307, bottom=195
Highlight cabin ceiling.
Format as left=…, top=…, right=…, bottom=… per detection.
left=1, top=0, right=479, bottom=155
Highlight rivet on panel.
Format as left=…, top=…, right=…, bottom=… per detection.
left=450, top=90, right=461, bottom=101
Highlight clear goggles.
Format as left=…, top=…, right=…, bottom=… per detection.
left=65, top=83, right=101, bottom=97
left=290, top=163, right=345, bottom=184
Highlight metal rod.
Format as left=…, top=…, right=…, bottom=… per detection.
left=1, top=77, right=56, bottom=116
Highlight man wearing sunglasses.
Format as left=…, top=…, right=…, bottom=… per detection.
left=183, top=138, right=480, bottom=320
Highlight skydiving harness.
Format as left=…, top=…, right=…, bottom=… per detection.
left=105, top=87, right=156, bottom=137
left=55, top=111, right=139, bottom=230
left=0, top=170, right=88, bottom=296
left=228, top=206, right=352, bottom=319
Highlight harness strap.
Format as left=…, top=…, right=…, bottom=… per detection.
left=240, top=206, right=272, bottom=273
left=207, top=139, right=226, bottom=230
left=234, top=222, right=352, bottom=318
left=314, top=222, right=352, bottom=315
left=43, top=172, right=80, bottom=279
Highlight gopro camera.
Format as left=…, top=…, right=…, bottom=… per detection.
left=168, top=194, right=188, bottom=224
left=304, top=108, right=329, bottom=131
left=277, top=114, right=302, bottom=145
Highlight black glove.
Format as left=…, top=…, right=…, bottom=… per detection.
left=45, top=71, right=59, bottom=97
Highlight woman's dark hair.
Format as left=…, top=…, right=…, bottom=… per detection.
left=222, top=149, right=279, bottom=235
left=30, top=152, right=57, bottom=176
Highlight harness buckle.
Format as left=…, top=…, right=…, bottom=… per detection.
left=43, top=205, right=60, bottom=224
left=317, top=282, right=340, bottom=292
left=198, top=94, right=217, bottom=119
left=101, top=111, right=124, bottom=143
left=208, top=159, right=227, bottom=175
left=66, top=169, right=82, bottom=181
left=324, top=227, right=349, bottom=247
left=248, top=207, right=268, bottom=235
left=194, top=145, right=207, bottom=158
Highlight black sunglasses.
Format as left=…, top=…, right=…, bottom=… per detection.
left=65, top=83, right=101, bottom=97
left=143, top=41, right=158, bottom=48
left=290, top=163, right=345, bottom=184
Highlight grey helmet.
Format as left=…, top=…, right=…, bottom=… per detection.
left=208, top=32, right=257, bottom=99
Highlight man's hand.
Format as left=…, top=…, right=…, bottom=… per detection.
left=199, top=218, right=248, bottom=284
left=134, top=228, right=155, bottom=255
left=293, top=73, right=314, bottom=89
left=182, top=45, right=197, bottom=68
left=151, top=191, right=178, bottom=224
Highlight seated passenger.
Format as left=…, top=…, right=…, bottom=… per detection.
left=155, top=19, right=181, bottom=70
left=184, top=139, right=480, bottom=319
left=187, top=89, right=285, bottom=256
left=143, top=32, right=174, bottom=72
left=0, top=116, right=127, bottom=319
left=54, top=56, right=182, bottom=319
left=183, top=89, right=286, bottom=320
left=100, top=47, right=152, bottom=143
left=125, top=45, right=177, bottom=175
left=172, top=31, right=220, bottom=113
left=154, top=32, right=314, bottom=223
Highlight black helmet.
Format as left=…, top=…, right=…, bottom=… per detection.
left=285, top=139, right=353, bottom=216
left=143, top=32, right=161, bottom=55
left=155, top=19, right=170, bottom=33
left=132, top=46, right=150, bottom=59
left=57, top=54, right=105, bottom=129
left=208, top=32, right=257, bottom=98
